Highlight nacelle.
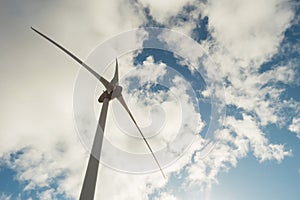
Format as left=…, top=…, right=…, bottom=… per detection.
left=98, top=85, right=122, bottom=103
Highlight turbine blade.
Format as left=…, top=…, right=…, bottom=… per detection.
left=110, top=58, right=119, bottom=85
left=117, top=95, right=166, bottom=179
left=31, top=27, right=114, bottom=92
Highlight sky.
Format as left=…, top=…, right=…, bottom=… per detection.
left=0, top=0, right=300, bottom=200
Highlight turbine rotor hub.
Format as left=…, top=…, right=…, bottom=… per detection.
left=98, top=85, right=123, bottom=103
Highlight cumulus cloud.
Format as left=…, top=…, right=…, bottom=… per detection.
left=95, top=165, right=167, bottom=200
left=137, top=0, right=194, bottom=25
left=203, top=0, right=294, bottom=65
left=151, top=0, right=297, bottom=195
left=181, top=0, right=296, bottom=192
left=225, top=114, right=291, bottom=162
left=289, top=117, right=300, bottom=138
left=187, top=114, right=291, bottom=190
left=0, top=0, right=298, bottom=199
left=154, top=192, right=177, bottom=200
left=0, top=193, right=12, bottom=200
left=0, top=0, right=147, bottom=199
left=38, top=188, right=56, bottom=200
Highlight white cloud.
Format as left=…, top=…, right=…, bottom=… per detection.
left=151, top=0, right=296, bottom=195
left=180, top=0, right=296, bottom=193
left=124, top=56, right=168, bottom=85
left=38, top=189, right=56, bottom=200
left=203, top=0, right=294, bottom=66
left=186, top=113, right=291, bottom=190
left=137, top=0, right=194, bottom=24
left=0, top=193, right=12, bottom=200
left=0, top=0, right=298, bottom=199
left=225, top=114, right=291, bottom=162
left=154, top=192, right=177, bottom=200
left=95, top=166, right=167, bottom=200
left=0, top=0, right=147, bottom=199
left=289, top=118, right=300, bottom=138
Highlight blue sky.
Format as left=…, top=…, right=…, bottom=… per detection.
left=0, top=0, right=300, bottom=200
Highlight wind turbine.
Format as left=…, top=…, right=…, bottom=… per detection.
left=31, top=27, right=166, bottom=200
